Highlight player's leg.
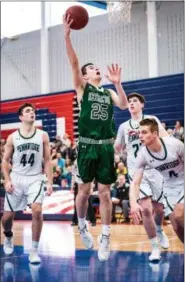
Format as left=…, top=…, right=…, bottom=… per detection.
left=139, top=196, right=161, bottom=262
left=150, top=171, right=169, bottom=249
left=169, top=203, right=184, bottom=243
left=121, top=199, right=130, bottom=222
left=96, top=143, right=116, bottom=261
left=2, top=211, right=15, bottom=255
left=28, top=179, right=45, bottom=263
left=152, top=201, right=169, bottom=249
left=2, top=173, right=25, bottom=255
left=75, top=143, right=96, bottom=249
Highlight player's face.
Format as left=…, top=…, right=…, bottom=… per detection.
left=139, top=125, right=157, bottom=146
left=84, top=64, right=101, bottom=81
left=128, top=97, right=144, bottom=114
left=20, top=107, right=35, bottom=124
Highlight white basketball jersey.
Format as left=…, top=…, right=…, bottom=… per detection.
left=12, top=128, right=44, bottom=176
left=136, top=137, right=184, bottom=189
left=116, top=114, right=164, bottom=170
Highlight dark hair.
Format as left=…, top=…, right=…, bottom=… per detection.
left=81, top=63, right=94, bottom=75
left=18, top=103, right=35, bottom=116
left=140, top=118, right=159, bottom=134
left=127, top=92, right=146, bottom=104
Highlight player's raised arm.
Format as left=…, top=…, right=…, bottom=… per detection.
left=106, top=64, right=128, bottom=110
left=63, top=13, right=86, bottom=100
left=43, top=132, right=53, bottom=196
left=152, top=116, right=169, bottom=137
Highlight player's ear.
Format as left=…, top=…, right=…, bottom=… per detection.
left=83, top=74, right=89, bottom=81
left=19, top=115, right=23, bottom=122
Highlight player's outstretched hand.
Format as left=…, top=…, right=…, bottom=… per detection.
left=105, top=64, right=122, bottom=85
left=46, top=183, right=53, bottom=196
left=63, top=13, right=73, bottom=37
left=4, top=181, right=14, bottom=194
left=130, top=202, right=143, bottom=224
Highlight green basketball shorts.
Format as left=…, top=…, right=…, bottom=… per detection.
left=76, top=140, right=117, bottom=185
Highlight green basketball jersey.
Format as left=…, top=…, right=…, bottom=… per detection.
left=78, top=83, right=116, bottom=140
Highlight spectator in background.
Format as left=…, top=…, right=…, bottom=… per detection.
left=114, top=154, right=121, bottom=170
left=111, top=174, right=130, bottom=223
left=173, top=120, right=184, bottom=141
left=62, top=133, right=71, bottom=148
left=54, top=135, right=63, bottom=149
left=62, top=166, right=72, bottom=188
left=116, top=161, right=127, bottom=176
left=65, top=157, right=72, bottom=167
left=53, top=171, right=62, bottom=187
left=55, top=166, right=63, bottom=176
left=56, top=152, right=66, bottom=170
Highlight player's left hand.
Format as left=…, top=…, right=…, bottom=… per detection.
left=46, top=183, right=53, bottom=196
left=105, top=64, right=121, bottom=84
left=130, top=202, right=143, bottom=224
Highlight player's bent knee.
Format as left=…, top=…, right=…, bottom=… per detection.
left=141, top=205, right=153, bottom=217
left=173, top=204, right=184, bottom=224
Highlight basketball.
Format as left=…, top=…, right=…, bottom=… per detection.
left=66, top=5, right=89, bottom=30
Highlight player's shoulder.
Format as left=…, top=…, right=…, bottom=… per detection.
left=10, top=130, right=19, bottom=140
left=163, top=136, right=184, bottom=146
left=144, top=114, right=158, bottom=120
left=118, top=119, right=130, bottom=129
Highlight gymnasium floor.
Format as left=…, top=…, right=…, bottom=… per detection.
left=0, top=221, right=184, bottom=282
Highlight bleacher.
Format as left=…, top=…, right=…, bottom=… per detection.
left=113, top=73, right=184, bottom=130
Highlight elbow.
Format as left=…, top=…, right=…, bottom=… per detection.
left=119, top=102, right=128, bottom=110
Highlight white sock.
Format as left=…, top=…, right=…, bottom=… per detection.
left=156, top=225, right=163, bottom=234
left=150, top=237, right=159, bottom=249
left=32, top=241, right=39, bottom=251
left=78, top=217, right=86, bottom=229
left=102, top=225, right=110, bottom=236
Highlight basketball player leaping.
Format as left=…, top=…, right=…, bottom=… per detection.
left=63, top=14, right=128, bottom=261
left=2, top=103, right=53, bottom=264
left=130, top=118, right=184, bottom=244
left=114, top=93, right=169, bottom=262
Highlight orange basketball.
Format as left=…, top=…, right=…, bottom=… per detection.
left=66, top=5, right=89, bottom=30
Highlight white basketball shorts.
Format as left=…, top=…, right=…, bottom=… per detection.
left=4, top=172, right=45, bottom=212
left=128, top=168, right=164, bottom=204
left=163, top=184, right=184, bottom=216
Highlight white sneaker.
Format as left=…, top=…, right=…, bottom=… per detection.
left=4, top=261, right=14, bottom=279
left=79, top=223, right=94, bottom=249
left=97, top=234, right=110, bottom=261
left=157, top=231, right=169, bottom=249
left=3, top=237, right=14, bottom=255
left=149, top=248, right=161, bottom=262
left=29, top=250, right=41, bottom=264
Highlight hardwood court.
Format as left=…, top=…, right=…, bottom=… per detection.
left=0, top=221, right=184, bottom=282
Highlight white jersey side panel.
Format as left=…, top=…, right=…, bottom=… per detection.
left=12, top=128, right=44, bottom=176
left=136, top=137, right=184, bottom=189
